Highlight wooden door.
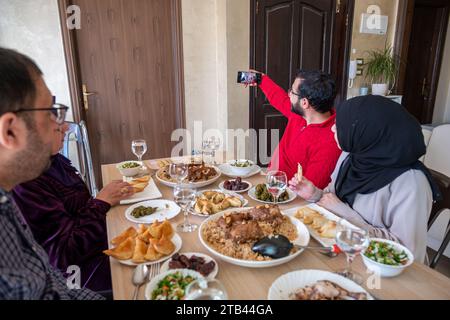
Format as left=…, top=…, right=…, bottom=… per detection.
left=67, top=0, right=185, bottom=186
left=402, top=0, right=450, bottom=124
left=250, top=0, right=350, bottom=165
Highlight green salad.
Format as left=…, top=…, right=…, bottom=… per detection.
left=121, top=162, right=140, bottom=169
left=151, top=272, right=197, bottom=300
left=364, top=241, right=409, bottom=266
left=231, top=160, right=252, bottom=168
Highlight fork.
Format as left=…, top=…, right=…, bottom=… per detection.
left=148, top=262, right=161, bottom=282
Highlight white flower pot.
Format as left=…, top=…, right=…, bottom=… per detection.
left=371, top=83, right=389, bottom=96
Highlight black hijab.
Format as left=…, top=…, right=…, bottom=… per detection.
left=334, top=95, right=441, bottom=206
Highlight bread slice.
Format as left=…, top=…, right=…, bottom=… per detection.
left=131, top=238, right=148, bottom=264
left=103, top=237, right=135, bottom=260
left=132, top=182, right=148, bottom=193
left=111, top=227, right=137, bottom=246
left=297, top=163, right=303, bottom=181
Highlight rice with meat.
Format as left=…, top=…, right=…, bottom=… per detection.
left=201, top=211, right=298, bottom=261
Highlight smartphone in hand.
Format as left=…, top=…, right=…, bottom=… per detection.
left=237, top=71, right=262, bottom=85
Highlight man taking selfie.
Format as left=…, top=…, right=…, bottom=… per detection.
left=245, top=70, right=341, bottom=189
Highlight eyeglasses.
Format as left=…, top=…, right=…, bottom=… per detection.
left=288, top=88, right=302, bottom=97
left=14, top=103, right=69, bottom=125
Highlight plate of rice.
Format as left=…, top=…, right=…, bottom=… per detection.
left=199, top=205, right=310, bottom=268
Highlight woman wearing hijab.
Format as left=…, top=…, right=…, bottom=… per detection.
left=12, top=122, right=135, bottom=292
left=289, top=95, right=441, bottom=262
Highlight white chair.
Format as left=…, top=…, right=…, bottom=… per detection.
left=422, top=124, right=450, bottom=268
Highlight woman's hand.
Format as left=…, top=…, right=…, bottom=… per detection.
left=317, top=192, right=344, bottom=211
left=96, top=180, right=134, bottom=206
left=288, top=176, right=317, bottom=200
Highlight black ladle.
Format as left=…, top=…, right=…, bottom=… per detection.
left=252, top=235, right=341, bottom=259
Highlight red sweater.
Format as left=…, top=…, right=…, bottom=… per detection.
left=259, top=75, right=342, bottom=189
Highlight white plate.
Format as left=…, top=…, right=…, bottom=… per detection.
left=125, top=200, right=181, bottom=224
left=145, top=269, right=204, bottom=300
left=283, top=203, right=358, bottom=247
left=218, top=163, right=261, bottom=178
left=247, top=186, right=297, bottom=205
left=116, top=233, right=183, bottom=266
left=199, top=208, right=310, bottom=268
left=160, top=252, right=219, bottom=280
left=218, top=180, right=252, bottom=194
left=268, top=269, right=374, bottom=300
left=155, top=165, right=222, bottom=189
left=190, top=189, right=248, bottom=218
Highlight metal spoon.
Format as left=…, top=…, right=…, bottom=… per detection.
left=252, top=235, right=341, bottom=259
left=132, top=264, right=149, bottom=300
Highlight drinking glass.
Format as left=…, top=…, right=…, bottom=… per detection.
left=266, top=171, right=287, bottom=204
left=335, top=221, right=369, bottom=284
left=169, top=163, right=189, bottom=185
left=202, top=139, right=213, bottom=164
left=131, top=139, right=147, bottom=164
left=208, top=136, right=221, bottom=164
left=185, top=278, right=228, bottom=300
left=174, top=185, right=198, bottom=233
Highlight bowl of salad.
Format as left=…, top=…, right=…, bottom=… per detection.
left=227, top=159, right=255, bottom=176
left=362, top=238, right=414, bottom=278
left=116, top=161, right=142, bottom=177
left=145, top=269, right=204, bottom=300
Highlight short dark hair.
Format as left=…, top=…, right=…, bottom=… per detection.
left=295, top=70, right=336, bottom=114
left=0, top=48, right=43, bottom=117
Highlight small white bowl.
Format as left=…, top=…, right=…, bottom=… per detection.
left=116, top=161, right=142, bottom=177
left=362, top=238, right=414, bottom=278
left=227, top=159, right=255, bottom=176
left=145, top=269, right=204, bottom=300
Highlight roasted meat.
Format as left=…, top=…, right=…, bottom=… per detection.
left=228, top=220, right=264, bottom=244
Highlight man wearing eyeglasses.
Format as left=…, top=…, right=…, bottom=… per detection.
left=246, top=70, right=342, bottom=189
left=0, top=47, right=101, bottom=299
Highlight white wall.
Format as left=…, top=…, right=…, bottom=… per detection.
left=433, top=19, right=450, bottom=124
left=0, top=0, right=72, bottom=120
left=181, top=0, right=250, bottom=157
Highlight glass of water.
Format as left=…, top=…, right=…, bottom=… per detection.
left=169, top=163, right=189, bottom=185
left=131, top=139, right=147, bottom=164
left=174, top=185, right=198, bottom=233
left=208, top=136, right=221, bottom=164
left=185, top=278, right=228, bottom=300
left=266, top=171, right=287, bottom=204
left=202, top=139, right=212, bottom=165
left=335, top=221, right=369, bottom=284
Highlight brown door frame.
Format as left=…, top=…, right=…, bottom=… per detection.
left=57, top=0, right=186, bottom=127
left=395, top=0, right=450, bottom=123
left=249, top=0, right=355, bottom=132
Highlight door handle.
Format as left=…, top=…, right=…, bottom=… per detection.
left=82, top=84, right=97, bottom=111
left=421, top=77, right=428, bottom=99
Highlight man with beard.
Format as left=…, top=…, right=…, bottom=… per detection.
left=0, top=48, right=101, bottom=299
left=248, top=70, right=341, bottom=189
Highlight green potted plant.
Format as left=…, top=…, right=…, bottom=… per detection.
left=364, top=45, right=399, bottom=96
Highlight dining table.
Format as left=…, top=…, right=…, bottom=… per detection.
left=102, top=155, right=450, bottom=300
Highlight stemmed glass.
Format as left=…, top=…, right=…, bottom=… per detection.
left=131, top=139, right=147, bottom=168
left=169, top=163, right=189, bottom=185
left=208, top=136, right=221, bottom=165
left=174, top=185, right=198, bottom=233
left=266, top=171, right=287, bottom=204
left=202, top=139, right=213, bottom=165
left=185, top=278, right=228, bottom=300
left=335, top=221, right=369, bottom=284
